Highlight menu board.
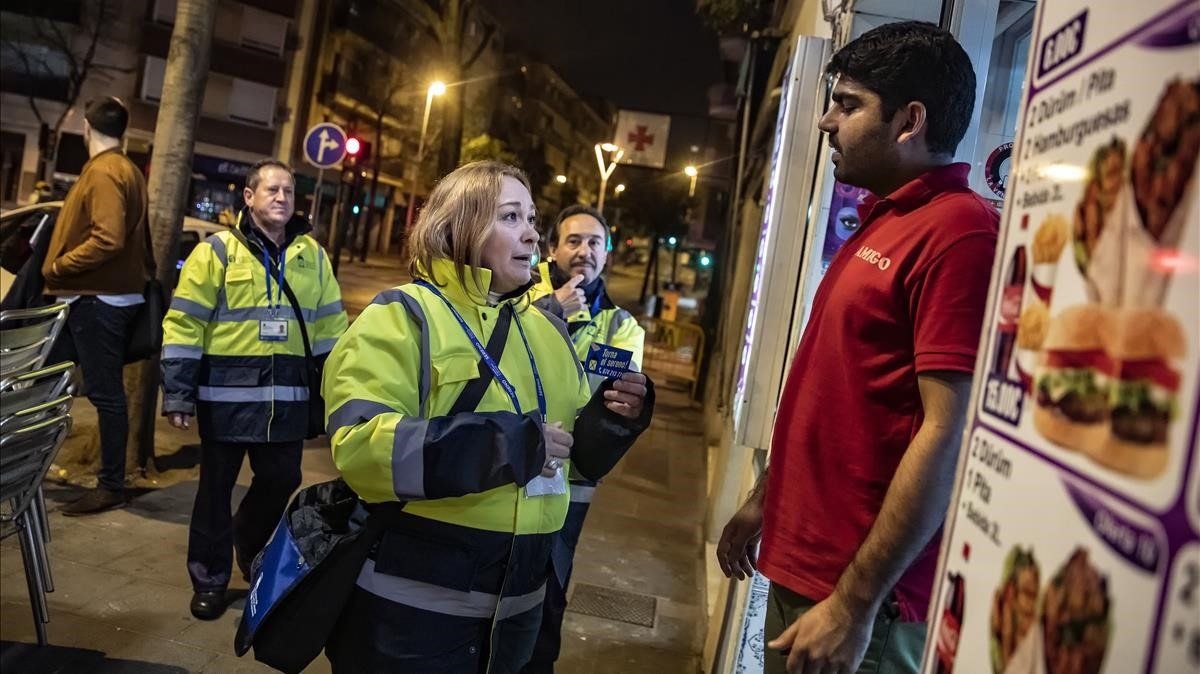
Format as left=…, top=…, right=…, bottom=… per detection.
left=923, top=2, right=1199, bottom=673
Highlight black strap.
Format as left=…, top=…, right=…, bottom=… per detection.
left=224, top=225, right=315, bottom=361
left=448, top=303, right=513, bottom=415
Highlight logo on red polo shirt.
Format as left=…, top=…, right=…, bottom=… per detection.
left=854, top=245, right=892, bottom=270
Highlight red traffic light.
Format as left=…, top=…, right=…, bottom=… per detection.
left=345, top=137, right=362, bottom=156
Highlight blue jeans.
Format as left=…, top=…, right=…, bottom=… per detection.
left=48, top=296, right=138, bottom=491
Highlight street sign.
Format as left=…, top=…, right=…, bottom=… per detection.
left=303, top=123, right=348, bottom=169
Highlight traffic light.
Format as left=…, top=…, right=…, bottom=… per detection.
left=344, top=138, right=372, bottom=166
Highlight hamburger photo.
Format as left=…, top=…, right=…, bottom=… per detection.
left=1032, top=305, right=1116, bottom=452
left=1087, top=308, right=1186, bottom=479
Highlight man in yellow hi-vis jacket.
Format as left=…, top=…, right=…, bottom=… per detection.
left=524, top=204, right=646, bottom=673
left=161, top=159, right=348, bottom=621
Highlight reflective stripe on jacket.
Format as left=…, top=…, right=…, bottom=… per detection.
left=322, top=258, right=653, bottom=672
left=160, top=215, right=348, bottom=443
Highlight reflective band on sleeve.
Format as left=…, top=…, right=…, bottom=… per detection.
left=314, top=301, right=344, bottom=319
left=326, top=399, right=398, bottom=435
left=170, top=297, right=215, bottom=321
left=197, top=385, right=310, bottom=402
left=314, top=337, right=338, bottom=355
left=391, top=418, right=428, bottom=500
left=356, top=559, right=546, bottom=619
left=161, top=344, right=203, bottom=360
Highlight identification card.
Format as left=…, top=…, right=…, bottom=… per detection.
left=525, top=469, right=568, bottom=497
left=584, top=343, right=635, bottom=379
left=259, top=319, right=288, bottom=342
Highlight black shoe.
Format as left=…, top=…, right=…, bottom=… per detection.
left=60, top=487, right=126, bottom=516
left=190, top=590, right=227, bottom=620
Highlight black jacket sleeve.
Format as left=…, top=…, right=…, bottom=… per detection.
left=571, top=376, right=656, bottom=481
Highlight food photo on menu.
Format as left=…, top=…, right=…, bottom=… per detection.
left=1002, top=75, right=1199, bottom=483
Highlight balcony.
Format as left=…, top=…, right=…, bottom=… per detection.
left=140, top=21, right=287, bottom=89
left=129, top=100, right=277, bottom=156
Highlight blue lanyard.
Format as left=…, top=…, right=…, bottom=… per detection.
left=416, top=280, right=547, bottom=420
left=261, top=243, right=286, bottom=315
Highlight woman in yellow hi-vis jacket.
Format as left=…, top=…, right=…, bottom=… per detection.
left=321, top=161, right=654, bottom=673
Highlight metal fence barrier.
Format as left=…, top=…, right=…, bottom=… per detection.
left=636, top=316, right=705, bottom=398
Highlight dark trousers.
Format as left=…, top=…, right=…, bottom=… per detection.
left=187, top=438, right=303, bottom=592
left=47, top=297, right=138, bottom=491
left=523, top=501, right=589, bottom=673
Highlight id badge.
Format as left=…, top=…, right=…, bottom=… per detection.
left=584, top=343, right=635, bottom=379
left=525, top=469, right=567, bottom=497
left=259, top=319, right=288, bottom=342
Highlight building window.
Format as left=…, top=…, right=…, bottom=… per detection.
left=241, top=6, right=288, bottom=56
left=151, top=0, right=175, bottom=25
left=229, top=78, right=276, bottom=127
left=140, top=56, right=166, bottom=102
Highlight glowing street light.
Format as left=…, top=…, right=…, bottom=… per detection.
left=667, top=235, right=678, bottom=247
left=556, top=174, right=568, bottom=184
left=594, top=143, right=624, bottom=211
left=684, top=165, right=698, bottom=197
left=404, top=80, right=448, bottom=236
left=614, top=183, right=626, bottom=195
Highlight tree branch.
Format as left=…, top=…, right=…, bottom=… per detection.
left=461, top=20, right=494, bottom=70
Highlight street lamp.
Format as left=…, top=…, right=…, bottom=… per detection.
left=614, top=183, right=626, bottom=196
left=594, top=143, right=624, bottom=211
left=556, top=174, right=568, bottom=184
left=684, top=165, right=698, bottom=197
left=404, top=80, right=447, bottom=234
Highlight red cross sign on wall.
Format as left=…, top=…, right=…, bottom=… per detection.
left=627, top=125, right=655, bottom=151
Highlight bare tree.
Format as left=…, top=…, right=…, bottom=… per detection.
left=127, top=0, right=219, bottom=471
left=0, top=1, right=132, bottom=180
left=394, top=0, right=496, bottom=177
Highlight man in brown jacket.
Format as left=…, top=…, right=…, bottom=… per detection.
left=43, top=97, right=153, bottom=515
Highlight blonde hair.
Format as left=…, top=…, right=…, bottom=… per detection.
left=407, top=160, right=533, bottom=289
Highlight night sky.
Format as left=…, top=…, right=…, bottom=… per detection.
left=481, top=0, right=724, bottom=117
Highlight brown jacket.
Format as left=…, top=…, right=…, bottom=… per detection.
left=42, top=148, right=152, bottom=295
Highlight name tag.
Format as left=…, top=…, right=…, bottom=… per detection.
left=525, top=468, right=568, bottom=497
left=585, top=343, right=634, bottom=379
left=259, top=319, right=288, bottom=342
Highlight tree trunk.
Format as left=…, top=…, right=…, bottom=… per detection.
left=126, top=0, right=218, bottom=474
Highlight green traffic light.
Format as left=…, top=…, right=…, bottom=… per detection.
left=700, top=254, right=712, bottom=267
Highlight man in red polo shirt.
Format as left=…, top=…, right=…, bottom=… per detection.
left=717, top=22, right=998, bottom=674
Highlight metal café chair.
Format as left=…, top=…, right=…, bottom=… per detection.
left=0, top=411, right=72, bottom=646
left=0, top=303, right=68, bottom=379
left=0, top=361, right=73, bottom=550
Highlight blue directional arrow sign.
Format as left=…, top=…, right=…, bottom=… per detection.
left=303, top=123, right=348, bottom=169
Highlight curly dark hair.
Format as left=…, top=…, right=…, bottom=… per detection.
left=826, top=21, right=977, bottom=155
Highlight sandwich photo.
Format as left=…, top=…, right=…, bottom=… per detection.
left=991, top=546, right=1040, bottom=674
left=1032, top=304, right=1116, bottom=452
left=1087, top=308, right=1186, bottom=479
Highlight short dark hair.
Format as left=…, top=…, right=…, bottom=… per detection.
left=826, top=21, right=976, bottom=155
left=547, top=204, right=609, bottom=247
left=246, top=159, right=294, bottom=191
left=84, top=97, right=129, bottom=139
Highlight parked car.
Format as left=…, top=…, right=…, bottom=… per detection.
left=0, top=201, right=224, bottom=303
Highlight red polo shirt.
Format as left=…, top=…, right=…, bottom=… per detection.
left=758, top=163, right=998, bottom=622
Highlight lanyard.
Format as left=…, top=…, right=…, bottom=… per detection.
left=416, top=280, right=547, bottom=420
left=261, top=242, right=286, bottom=315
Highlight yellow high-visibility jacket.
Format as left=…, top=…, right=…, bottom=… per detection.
left=321, top=258, right=653, bottom=667
left=529, top=261, right=645, bottom=386
left=161, top=213, right=347, bottom=443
